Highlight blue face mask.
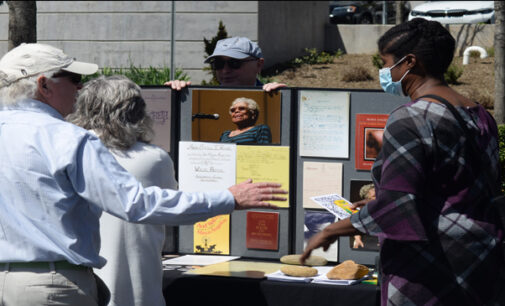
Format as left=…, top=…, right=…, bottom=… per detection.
left=379, top=56, right=410, bottom=97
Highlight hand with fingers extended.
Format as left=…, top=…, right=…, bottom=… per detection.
left=228, top=179, right=288, bottom=210
left=164, top=80, right=192, bottom=91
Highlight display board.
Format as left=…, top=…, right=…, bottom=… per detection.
left=141, top=85, right=409, bottom=265
left=294, top=88, right=409, bottom=265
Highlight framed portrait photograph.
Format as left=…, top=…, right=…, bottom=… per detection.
left=191, top=89, right=281, bottom=145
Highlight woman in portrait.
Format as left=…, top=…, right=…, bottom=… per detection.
left=67, top=75, right=177, bottom=306
left=302, top=18, right=505, bottom=305
left=219, top=97, right=272, bottom=144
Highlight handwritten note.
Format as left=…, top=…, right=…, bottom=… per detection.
left=302, top=161, right=343, bottom=209
left=236, top=146, right=290, bottom=208
left=299, top=90, right=350, bottom=158
left=178, top=141, right=236, bottom=192
left=142, top=88, right=172, bottom=152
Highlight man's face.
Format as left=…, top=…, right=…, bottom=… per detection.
left=212, top=56, right=264, bottom=86
left=40, top=71, right=83, bottom=117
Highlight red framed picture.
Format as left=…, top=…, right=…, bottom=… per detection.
left=355, top=114, right=389, bottom=170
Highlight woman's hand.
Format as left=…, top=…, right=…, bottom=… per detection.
left=351, top=198, right=374, bottom=210
left=300, top=218, right=361, bottom=265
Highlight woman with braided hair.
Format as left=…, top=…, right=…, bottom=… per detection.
left=302, top=18, right=505, bottom=305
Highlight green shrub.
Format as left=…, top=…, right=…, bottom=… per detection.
left=487, top=47, right=495, bottom=57
left=371, top=53, right=384, bottom=70
left=201, top=21, right=229, bottom=85
left=498, top=125, right=505, bottom=194
left=444, top=62, right=463, bottom=85
left=82, top=64, right=189, bottom=85
left=291, top=48, right=342, bottom=67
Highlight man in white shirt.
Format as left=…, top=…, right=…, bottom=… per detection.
left=0, top=43, right=286, bottom=306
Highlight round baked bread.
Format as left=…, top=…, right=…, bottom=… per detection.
left=326, top=260, right=369, bottom=280
left=280, top=265, right=318, bottom=277
left=280, top=254, right=327, bottom=266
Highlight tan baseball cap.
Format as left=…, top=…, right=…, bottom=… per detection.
left=0, top=43, right=98, bottom=87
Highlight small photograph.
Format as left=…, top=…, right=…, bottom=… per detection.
left=349, top=180, right=380, bottom=252
left=304, top=210, right=338, bottom=261
left=364, top=128, right=384, bottom=160
left=191, top=89, right=281, bottom=144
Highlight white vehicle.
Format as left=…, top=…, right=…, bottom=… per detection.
left=408, top=1, right=495, bottom=24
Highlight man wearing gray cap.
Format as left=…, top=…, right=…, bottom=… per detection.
left=165, top=36, right=285, bottom=91
left=0, top=43, right=287, bottom=306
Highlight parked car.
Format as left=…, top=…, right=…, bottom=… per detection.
left=329, top=1, right=375, bottom=24
left=329, top=1, right=410, bottom=25
left=408, top=1, right=495, bottom=24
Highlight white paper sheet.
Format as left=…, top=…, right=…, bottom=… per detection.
left=162, top=255, right=240, bottom=266
left=299, top=90, right=350, bottom=158
left=178, top=141, right=236, bottom=192
left=266, top=266, right=367, bottom=285
left=302, top=161, right=343, bottom=209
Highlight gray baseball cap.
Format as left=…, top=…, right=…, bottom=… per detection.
left=204, top=37, right=263, bottom=63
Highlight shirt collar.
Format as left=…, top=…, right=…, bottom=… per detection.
left=0, top=98, right=64, bottom=120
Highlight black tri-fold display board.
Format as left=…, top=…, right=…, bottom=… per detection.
left=141, top=85, right=409, bottom=264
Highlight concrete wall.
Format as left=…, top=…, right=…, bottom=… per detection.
left=0, top=1, right=327, bottom=84
left=258, top=1, right=328, bottom=68
left=0, top=1, right=259, bottom=84
left=325, top=23, right=495, bottom=55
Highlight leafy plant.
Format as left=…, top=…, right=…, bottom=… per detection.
left=201, top=21, right=229, bottom=85
left=498, top=125, right=505, bottom=194
left=444, top=62, right=463, bottom=85
left=291, top=48, right=342, bottom=68
left=371, top=53, right=384, bottom=69
left=82, top=64, right=189, bottom=85
left=486, top=47, right=495, bottom=57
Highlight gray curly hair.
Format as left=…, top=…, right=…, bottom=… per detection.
left=66, top=75, right=153, bottom=150
left=229, top=97, right=260, bottom=124
left=0, top=70, right=59, bottom=106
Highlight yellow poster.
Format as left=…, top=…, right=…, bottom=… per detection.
left=236, top=146, right=290, bottom=208
left=193, top=214, right=230, bottom=255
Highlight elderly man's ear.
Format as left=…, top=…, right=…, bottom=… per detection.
left=36, top=76, right=52, bottom=100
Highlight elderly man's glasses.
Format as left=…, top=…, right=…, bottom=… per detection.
left=210, top=58, right=257, bottom=70
left=52, top=71, right=82, bottom=85
left=230, top=106, right=248, bottom=113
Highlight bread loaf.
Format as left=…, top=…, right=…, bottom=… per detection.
left=280, top=254, right=327, bottom=266
left=280, top=265, right=318, bottom=277
left=326, top=260, right=369, bottom=280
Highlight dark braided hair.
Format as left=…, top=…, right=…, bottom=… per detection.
left=378, top=18, right=455, bottom=79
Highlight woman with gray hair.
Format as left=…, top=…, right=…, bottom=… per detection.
left=219, top=97, right=272, bottom=144
left=67, top=75, right=177, bottom=306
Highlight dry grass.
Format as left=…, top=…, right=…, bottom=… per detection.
left=269, top=53, right=495, bottom=108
